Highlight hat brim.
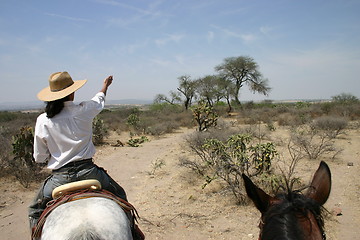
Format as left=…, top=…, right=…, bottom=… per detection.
left=37, top=79, right=87, bottom=102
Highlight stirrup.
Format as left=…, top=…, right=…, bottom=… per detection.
left=52, top=179, right=102, bottom=198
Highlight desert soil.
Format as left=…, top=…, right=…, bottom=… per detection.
left=0, top=123, right=359, bottom=240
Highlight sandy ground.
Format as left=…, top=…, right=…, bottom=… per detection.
left=0, top=123, right=359, bottom=240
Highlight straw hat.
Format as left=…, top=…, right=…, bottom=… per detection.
left=37, top=72, right=87, bottom=101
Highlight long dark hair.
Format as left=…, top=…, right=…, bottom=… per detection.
left=45, top=95, right=70, bottom=118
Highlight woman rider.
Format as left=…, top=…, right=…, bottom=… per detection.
left=29, top=72, right=143, bottom=239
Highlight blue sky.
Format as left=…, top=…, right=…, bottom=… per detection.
left=1, top=0, right=359, bottom=104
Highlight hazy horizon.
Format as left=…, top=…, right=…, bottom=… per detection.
left=0, top=97, right=337, bottom=112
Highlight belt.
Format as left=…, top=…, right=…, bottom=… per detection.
left=53, top=158, right=93, bottom=172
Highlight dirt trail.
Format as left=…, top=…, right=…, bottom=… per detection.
left=95, top=127, right=360, bottom=240
left=0, top=126, right=359, bottom=239
left=325, top=129, right=360, bottom=239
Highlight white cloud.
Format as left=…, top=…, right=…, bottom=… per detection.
left=155, top=33, right=184, bottom=46
left=260, top=26, right=272, bottom=35
left=95, top=0, right=164, bottom=17
left=210, top=24, right=256, bottom=43
left=175, top=55, right=185, bottom=65
left=45, top=13, right=92, bottom=22
left=125, top=40, right=149, bottom=54
left=240, top=34, right=256, bottom=43
left=219, top=8, right=247, bottom=16
left=149, top=58, right=171, bottom=66
left=207, top=31, right=214, bottom=43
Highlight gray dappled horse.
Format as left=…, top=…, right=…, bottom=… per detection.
left=40, top=196, right=132, bottom=240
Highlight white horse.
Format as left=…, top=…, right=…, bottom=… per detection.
left=40, top=183, right=133, bottom=240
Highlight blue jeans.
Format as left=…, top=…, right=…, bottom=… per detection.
left=28, top=161, right=127, bottom=228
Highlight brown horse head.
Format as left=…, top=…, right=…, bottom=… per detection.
left=243, top=161, right=331, bottom=240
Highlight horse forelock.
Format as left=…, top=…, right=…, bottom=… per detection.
left=261, top=191, right=326, bottom=240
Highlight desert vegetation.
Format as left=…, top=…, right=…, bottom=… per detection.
left=0, top=111, right=39, bottom=185
left=0, top=92, right=359, bottom=195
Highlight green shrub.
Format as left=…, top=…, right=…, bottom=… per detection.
left=127, top=113, right=140, bottom=130
left=92, top=117, right=108, bottom=145
left=147, top=158, right=166, bottom=175
left=249, top=142, right=277, bottom=173
left=11, top=126, right=44, bottom=187
left=99, top=107, right=138, bottom=133
left=127, top=136, right=149, bottom=147
left=0, top=132, right=12, bottom=178
left=191, top=100, right=218, bottom=131
left=148, top=103, right=183, bottom=113
left=184, top=132, right=278, bottom=204
left=0, top=111, right=18, bottom=122
left=332, top=93, right=359, bottom=104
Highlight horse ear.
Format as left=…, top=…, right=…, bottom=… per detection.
left=242, top=174, right=272, bottom=213
left=306, top=161, right=332, bottom=205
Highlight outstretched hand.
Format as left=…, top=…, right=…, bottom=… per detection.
left=104, top=75, right=113, bottom=87
left=101, top=75, right=113, bottom=95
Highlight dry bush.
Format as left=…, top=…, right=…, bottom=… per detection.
left=238, top=104, right=313, bottom=127
left=0, top=133, right=12, bottom=178
left=142, top=117, right=181, bottom=136
left=277, top=112, right=303, bottom=126
left=100, top=104, right=193, bottom=136
left=290, top=125, right=341, bottom=160
left=240, top=124, right=272, bottom=142
left=100, top=108, right=136, bottom=133
left=311, top=116, right=348, bottom=138
left=10, top=126, right=47, bottom=187
left=330, top=103, right=360, bottom=120
left=236, top=104, right=279, bottom=126
left=0, top=111, right=39, bottom=181
left=173, top=111, right=194, bottom=128
left=185, top=127, right=238, bottom=152
left=141, top=104, right=193, bottom=135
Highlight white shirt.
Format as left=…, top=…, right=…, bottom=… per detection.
left=33, top=92, right=106, bottom=170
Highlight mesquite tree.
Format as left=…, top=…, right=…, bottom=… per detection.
left=215, top=56, right=271, bottom=105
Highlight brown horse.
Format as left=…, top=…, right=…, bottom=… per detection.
left=242, top=161, right=331, bottom=240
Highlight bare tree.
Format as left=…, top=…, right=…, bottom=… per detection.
left=154, top=91, right=181, bottom=105
left=194, top=75, right=218, bottom=107
left=216, top=77, right=236, bottom=112
left=177, top=75, right=196, bottom=110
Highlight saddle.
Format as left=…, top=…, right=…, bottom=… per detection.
left=52, top=179, right=102, bottom=198
left=32, top=179, right=141, bottom=239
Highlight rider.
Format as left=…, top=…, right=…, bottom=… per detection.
left=28, top=72, right=143, bottom=239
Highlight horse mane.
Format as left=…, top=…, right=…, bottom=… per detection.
left=66, top=228, right=103, bottom=240
left=261, top=189, right=326, bottom=240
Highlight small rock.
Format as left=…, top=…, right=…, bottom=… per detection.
left=331, top=207, right=342, bottom=216
left=347, top=162, right=354, bottom=166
